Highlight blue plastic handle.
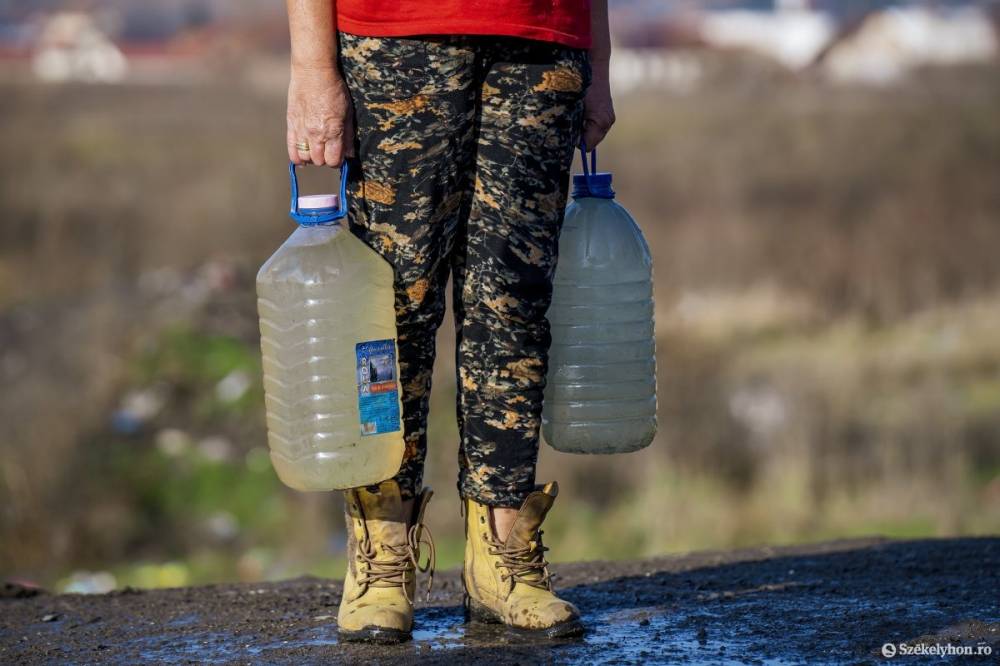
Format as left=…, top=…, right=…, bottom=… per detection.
left=288, top=161, right=350, bottom=226
left=574, top=142, right=614, bottom=199
left=579, top=141, right=597, bottom=176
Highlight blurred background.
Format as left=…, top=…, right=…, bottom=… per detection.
left=2, top=0, right=999, bottom=594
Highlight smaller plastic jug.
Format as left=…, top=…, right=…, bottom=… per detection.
left=256, top=163, right=404, bottom=491
left=542, top=149, right=657, bottom=453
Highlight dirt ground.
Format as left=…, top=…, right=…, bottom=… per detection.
left=2, top=537, right=997, bottom=664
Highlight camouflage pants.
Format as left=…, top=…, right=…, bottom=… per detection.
left=339, top=33, right=590, bottom=506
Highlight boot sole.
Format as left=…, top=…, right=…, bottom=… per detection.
left=463, top=594, right=586, bottom=639
left=338, top=625, right=412, bottom=645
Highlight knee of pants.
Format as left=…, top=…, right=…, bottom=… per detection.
left=460, top=308, right=552, bottom=368
left=460, top=271, right=554, bottom=330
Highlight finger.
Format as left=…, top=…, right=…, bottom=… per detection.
left=322, top=125, right=346, bottom=166
left=324, top=138, right=342, bottom=168
left=291, top=127, right=313, bottom=164
left=297, top=144, right=313, bottom=164
left=309, top=137, right=326, bottom=166
left=583, top=121, right=607, bottom=152
left=287, top=131, right=304, bottom=164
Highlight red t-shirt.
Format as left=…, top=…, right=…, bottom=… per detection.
left=336, top=0, right=592, bottom=49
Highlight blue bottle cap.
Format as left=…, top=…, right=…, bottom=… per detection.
left=572, top=172, right=615, bottom=199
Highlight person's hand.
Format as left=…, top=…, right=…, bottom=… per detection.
left=287, top=65, right=355, bottom=166
left=582, top=61, right=615, bottom=151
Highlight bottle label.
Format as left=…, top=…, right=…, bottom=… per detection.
left=355, top=339, right=402, bottom=436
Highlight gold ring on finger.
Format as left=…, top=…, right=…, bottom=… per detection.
left=295, top=141, right=310, bottom=152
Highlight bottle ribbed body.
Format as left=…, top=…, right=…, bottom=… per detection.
left=256, top=225, right=404, bottom=491
left=542, top=197, right=657, bottom=453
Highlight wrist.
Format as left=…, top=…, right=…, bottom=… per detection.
left=291, top=58, right=340, bottom=74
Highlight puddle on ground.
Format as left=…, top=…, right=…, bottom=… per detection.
left=23, top=540, right=999, bottom=664
left=125, top=603, right=807, bottom=664
left=135, top=625, right=341, bottom=663
left=409, top=606, right=466, bottom=649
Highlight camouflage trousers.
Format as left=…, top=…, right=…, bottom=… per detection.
left=339, top=33, right=590, bottom=506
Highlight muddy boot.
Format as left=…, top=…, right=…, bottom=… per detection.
left=462, top=481, right=583, bottom=638
left=337, top=481, right=434, bottom=644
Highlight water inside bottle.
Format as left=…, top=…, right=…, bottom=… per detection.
left=257, top=199, right=404, bottom=490
left=542, top=179, right=657, bottom=454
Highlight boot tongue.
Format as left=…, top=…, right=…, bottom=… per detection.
left=357, top=480, right=407, bottom=548
left=504, top=481, right=558, bottom=550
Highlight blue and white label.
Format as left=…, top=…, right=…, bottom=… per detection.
left=355, top=339, right=401, bottom=436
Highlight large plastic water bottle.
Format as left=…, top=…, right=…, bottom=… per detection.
left=542, top=149, right=657, bottom=453
left=256, top=163, right=404, bottom=491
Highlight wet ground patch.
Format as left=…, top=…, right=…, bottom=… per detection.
left=2, top=537, right=997, bottom=664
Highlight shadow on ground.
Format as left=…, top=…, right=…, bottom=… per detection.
left=2, top=538, right=997, bottom=664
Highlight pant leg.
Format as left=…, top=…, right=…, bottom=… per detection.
left=456, top=39, right=590, bottom=506
left=339, top=33, right=478, bottom=499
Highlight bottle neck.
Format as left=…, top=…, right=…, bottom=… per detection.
left=295, top=204, right=342, bottom=226
left=572, top=173, right=615, bottom=200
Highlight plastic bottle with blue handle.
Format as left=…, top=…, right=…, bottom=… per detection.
left=542, top=148, right=658, bottom=453
left=256, top=163, right=404, bottom=490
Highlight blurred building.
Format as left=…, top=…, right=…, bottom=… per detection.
left=5, top=0, right=999, bottom=88
left=611, top=49, right=703, bottom=94
left=31, top=11, right=126, bottom=83
left=818, top=5, right=999, bottom=84
left=610, top=0, right=1000, bottom=90
left=697, top=1, right=837, bottom=69
left=1, top=1, right=287, bottom=84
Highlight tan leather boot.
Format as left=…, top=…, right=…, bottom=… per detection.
left=337, top=480, right=434, bottom=644
left=462, top=481, right=583, bottom=637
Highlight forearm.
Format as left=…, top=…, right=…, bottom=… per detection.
left=285, top=0, right=354, bottom=165
left=287, top=0, right=339, bottom=71
left=582, top=0, right=615, bottom=149
left=589, top=0, right=611, bottom=74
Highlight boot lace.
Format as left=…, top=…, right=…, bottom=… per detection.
left=488, top=529, right=552, bottom=591
left=355, top=522, right=436, bottom=604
